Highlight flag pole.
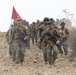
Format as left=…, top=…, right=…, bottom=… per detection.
left=10, top=19, right=12, bottom=25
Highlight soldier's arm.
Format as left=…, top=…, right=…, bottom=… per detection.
left=23, top=28, right=30, bottom=41
left=53, top=29, right=61, bottom=38
left=53, top=29, right=63, bottom=44
left=23, top=28, right=28, bottom=36
left=9, top=28, right=14, bottom=44
left=66, top=28, right=69, bottom=37
left=39, top=31, right=46, bottom=42
left=5, top=30, right=9, bottom=43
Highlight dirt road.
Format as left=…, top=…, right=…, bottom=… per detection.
left=0, top=32, right=76, bottom=75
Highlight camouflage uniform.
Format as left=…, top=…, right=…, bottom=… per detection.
left=37, top=17, right=50, bottom=49
left=6, top=24, right=14, bottom=57
left=9, top=19, right=28, bottom=64
left=11, top=39, right=26, bottom=64
left=25, top=25, right=31, bottom=49
left=59, top=22, right=69, bottom=55
left=39, top=22, right=59, bottom=66
left=31, top=22, right=37, bottom=45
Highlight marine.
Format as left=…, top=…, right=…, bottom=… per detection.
left=58, top=22, right=69, bottom=56
left=38, top=20, right=60, bottom=67
left=7, top=18, right=28, bottom=64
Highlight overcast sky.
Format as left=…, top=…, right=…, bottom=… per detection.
left=0, top=0, right=76, bottom=32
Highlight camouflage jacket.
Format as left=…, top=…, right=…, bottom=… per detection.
left=40, top=28, right=61, bottom=44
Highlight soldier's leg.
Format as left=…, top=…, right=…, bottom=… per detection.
left=43, top=45, right=47, bottom=64
left=27, top=40, right=30, bottom=49
left=37, top=42, right=42, bottom=50
left=47, top=44, right=52, bottom=65
left=26, top=40, right=28, bottom=48
left=63, top=41, right=68, bottom=55
left=52, top=45, right=58, bottom=64
left=15, top=45, right=21, bottom=64
left=9, top=45, right=12, bottom=57
left=26, top=36, right=30, bottom=49
left=20, top=44, right=25, bottom=64
left=25, top=40, right=28, bottom=48
left=32, top=36, right=34, bottom=45
left=11, top=44, right=16, bottom=61
left=48, top=49, right=53, bottom=66
left=57, top=45, right=63, bottom=55
left=12, top=49, right=16, bottom=61
left=35, top=34, right=37, bottom=44
left=63, top=44, right=68, bottom=55
left=53, top=51, right=57, bottom=64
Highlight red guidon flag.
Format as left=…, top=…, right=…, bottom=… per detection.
left=11, top=6, right=23, bottom=21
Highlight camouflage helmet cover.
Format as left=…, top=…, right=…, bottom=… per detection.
left=60, top=22, right=65, bottom=26
left=43, top=17, right=49, bottom=22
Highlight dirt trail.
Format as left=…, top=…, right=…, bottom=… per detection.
left=0, top=32, right=76, bottom=75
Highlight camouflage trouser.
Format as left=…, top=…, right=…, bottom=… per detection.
left=11, top=40, right=26, bottom=64
left=25, top=40, right=30, bottom=49
left=42, top=43, right=58, bottom=65
left=58, top=40, right=68, bottom=55
left=57, top=45, right=63, bottom=54
left=31, top=34, right=37, bottom=45
left=62, top=40, right=68, bottom=55
left=38, top=43, right=43, bottom=50
left=9, top=44, right=12, bottom=57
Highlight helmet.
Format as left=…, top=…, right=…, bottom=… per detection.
left=43, top=17, right=49, bottom=22
left=60, top=22, right=65, bottom=26
left=16, top=18, right=22, bottom=22
left=49, top=18, right=55, bottom=22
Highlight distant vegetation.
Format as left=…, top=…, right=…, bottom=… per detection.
left=68, top=26, right=76, bottom=59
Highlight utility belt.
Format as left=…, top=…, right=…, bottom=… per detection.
left=42, top=35, right=55, bottom=44
left=42, top=39, right=54, bottom=46
left=13, top=38, right=25, bottom=41
left=14, top=35, right=25, bottom=40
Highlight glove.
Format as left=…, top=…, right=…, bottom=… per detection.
left=56, top=40, right=60, bottom=44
